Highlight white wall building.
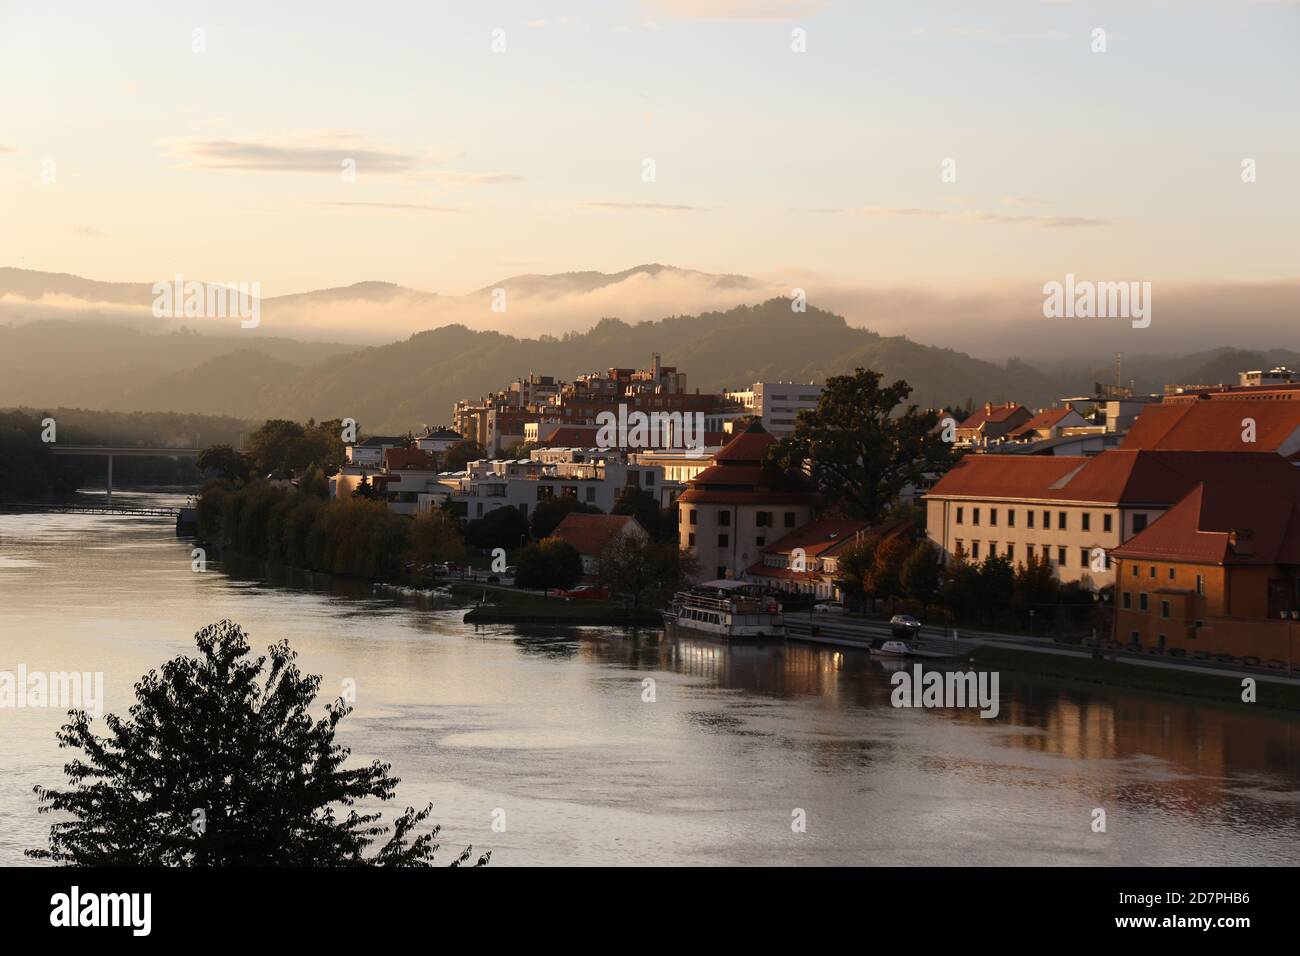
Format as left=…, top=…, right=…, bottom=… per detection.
left=723, top=382, right=823, bottom=436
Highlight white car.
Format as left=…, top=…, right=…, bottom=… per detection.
left=813, top=601, right=847, bottom=614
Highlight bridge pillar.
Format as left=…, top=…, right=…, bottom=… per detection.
left=106, top=454, right=112, bottom=504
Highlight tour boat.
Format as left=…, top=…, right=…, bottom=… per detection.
left=662, top=580, right=785, bottom=641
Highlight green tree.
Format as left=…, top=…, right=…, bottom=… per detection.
left=409, top=510, right=464, bottom=566
left=530, top=496, right=601, bottom=540
left=464, top=505, right=530, bottom=551
left=977, top=553, right=1016, bottom=624
left=596, top=534, right=693, bottom=608
left=899, top=539, right=940, bottom=604
left=28, top=620, right=487, bottom=867
left=769, top=368, right=954, bottom=523
left=612, top=486, right=675, bottom=543
left=866, top=535, right=910, bottom=610
left=833, top=534, right=878, bottom=609
left=443, top=440, right=486, bottom=472
left=515, top=538, right=583, bottom=593
left=196, top=444, right=254, bottom=484
left=351, top=473, right=380, bottom=500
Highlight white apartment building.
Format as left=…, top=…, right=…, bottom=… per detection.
left=425, top=449, right=665, bottom=521
left=724, top=382, right=823, bottom=436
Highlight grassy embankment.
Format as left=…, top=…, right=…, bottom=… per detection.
left=451, top=582, right=662, bottom=626
left=969, top=644, right=1300, bottom=712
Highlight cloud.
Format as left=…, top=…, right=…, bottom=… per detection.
left=168, top=133, right=424, bottom=175
left=584, top=201, right=705, bottom=212
left=1000, top=196, right=1048, bottom=206
left=317, top=201, right=458, bottom=213
left=432, top=171, right=524, bottom=186
left=859, top=206, right=1108, bottom=228
left=646, top=0, right=828, bottom=21
left=74, top=225, right=107, bottom=238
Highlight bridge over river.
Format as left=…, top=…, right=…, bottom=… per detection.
left=48, top=445, right=203, bottom=503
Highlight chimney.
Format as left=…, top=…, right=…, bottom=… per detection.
left=1229, top=529, right=1255, bottom=555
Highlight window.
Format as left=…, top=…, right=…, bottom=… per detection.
left=1005, top=543, right=1014, bottom=561
left=1168, top=568, right=1175, bottom=580
left=1080, top=548, right=1089, bottom=568
left=1122, top=591, right=1132, bottom=609
left=1103, top=514, right=1113, bottom=533
left=1027, top=511, right=1035, bottom=529
left=973, top=508, right=981, bottom=526
left=1196, top=575, right=1204, bottom=595
left=956, top=507, right=964, bottom=525
left=1043, top=510, right=1050, bottom=528
left=1026, top=544, right=1035, bottom=559
left=1130, top=631, right=1140, bottom=644
left=689, top=510, right=698, bottom=526
left=1131, top=564, right=1139, bottom=577
left=1007, top=510, right=1016, bottom=528
left=586, top=487, right=596, bottom=503
left=1133, top=514, right=1148, bottom=533
left=718, top=534, right=729, bottom=547
left=756, top=536, right=765, bottom=547
left=756, top=511, right=772, bottom=527
left=1082, top=513, right=1091, bottom=532
left=971, top=541, right=980, bottom=559
left=1057, top=547, right=1067, bottom=566
left=1161, top=601, right=1170, bottom=619
left=784, top=512, right=796, bottom=528
left=1058, top=511, right=1067, bottom=530
left=688, top=533, right=696, bottom=546
left=717, top=567, right=726, bottom=579
left=1149, top=566, right=1156, bottom=579
left=644, top=472, right=655, bottom=485
left=990, top=508, right=998, bottom=527
left=719, top=511, right=731, bottom=526
left=1139, top=593, right=1149, bottom=611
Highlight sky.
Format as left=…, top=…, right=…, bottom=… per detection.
left=1, top=1, right=1297, bottom=326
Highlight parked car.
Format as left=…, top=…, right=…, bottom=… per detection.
left=889, top=614, right=922, bottom=637
left=555, top=585, right=609, bottom=600
left=812, top=601, right=846, bottom=614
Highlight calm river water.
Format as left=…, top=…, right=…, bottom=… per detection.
left=2, top=491, right=1298, bottom=866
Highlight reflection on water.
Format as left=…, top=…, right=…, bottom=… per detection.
left=2, top=491, right=1299, bottom=866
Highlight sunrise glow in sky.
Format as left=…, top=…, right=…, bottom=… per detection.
left=2, top=0, right=1297, bottom=297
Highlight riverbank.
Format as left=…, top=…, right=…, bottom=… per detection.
left=452, top=582, right=662, bottom=626
left=969, top=644, right=1300, bottom=712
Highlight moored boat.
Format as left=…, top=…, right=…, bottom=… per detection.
left=662, top=580, right=784, bottom=641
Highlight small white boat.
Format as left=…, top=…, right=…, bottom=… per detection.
left=663, top=580, right=784, bottom=642
left=872, top=640, right=915, bottom=658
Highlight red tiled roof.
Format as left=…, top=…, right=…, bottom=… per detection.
left=1121, top=400, right=1300, bottom=454
left=713, top=420, right=777, bottom=463
left=1112, top=478, right=1300, bottom=566
left=958, top=403, right=1026, bottom=429
left=679, top=421, right=818, bottom=506
left=927, top=449, right=1300, bottom=506
left=549, top=513, right=643, bottom=555
left=1007, top=407, right=1074, bottom=437
left=538, top=426, right=600, bottom=447
left=384, top=448, right=440, bottom=470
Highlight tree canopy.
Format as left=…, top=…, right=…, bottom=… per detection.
left=769, top=368, right=954, bottom=523
left=28, top=621, right=487, bottom=867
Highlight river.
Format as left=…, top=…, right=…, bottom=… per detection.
left=2, top=490, right=1298, bottom=866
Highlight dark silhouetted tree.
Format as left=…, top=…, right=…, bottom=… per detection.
left=28, top=621, right=487, bottom=867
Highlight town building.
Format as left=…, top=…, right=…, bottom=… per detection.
left=677, top=421, right=818, bottom=581
left=549, top=513, right=648, bottom=576
left=1111, top=475, right=1300, bottom=667
left=924, top=450, right=1300, bottom=589
left=1120, top=398, right=1300, bottom=458
left=953, top=402, right=1034, bottom=447
left=742, top=516, right=912, bottom=601
left=723, top=381, right=823, bottom=436
left=345, top=435, right=408, bottom=467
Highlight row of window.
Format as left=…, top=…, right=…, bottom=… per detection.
left=955, top=506, right=1113, bottom=534
left=956, top=540, right=1109, bottom=570
left=687, top=533, right=770, bottom=549
left=684, top=509, right=798, bottom=528
left=1127, top=563, right=1202, bottom=589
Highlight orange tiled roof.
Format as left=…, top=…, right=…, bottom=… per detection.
left=927, top=449, right=1300, bottom=506
left=1121, top=400, right=1300, bottom=454
left=549, top=513, right=641, bottom=555
left=1112, top=477, right=1300, bottom=566
left=1007, top=407, right=1074, bottom=437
